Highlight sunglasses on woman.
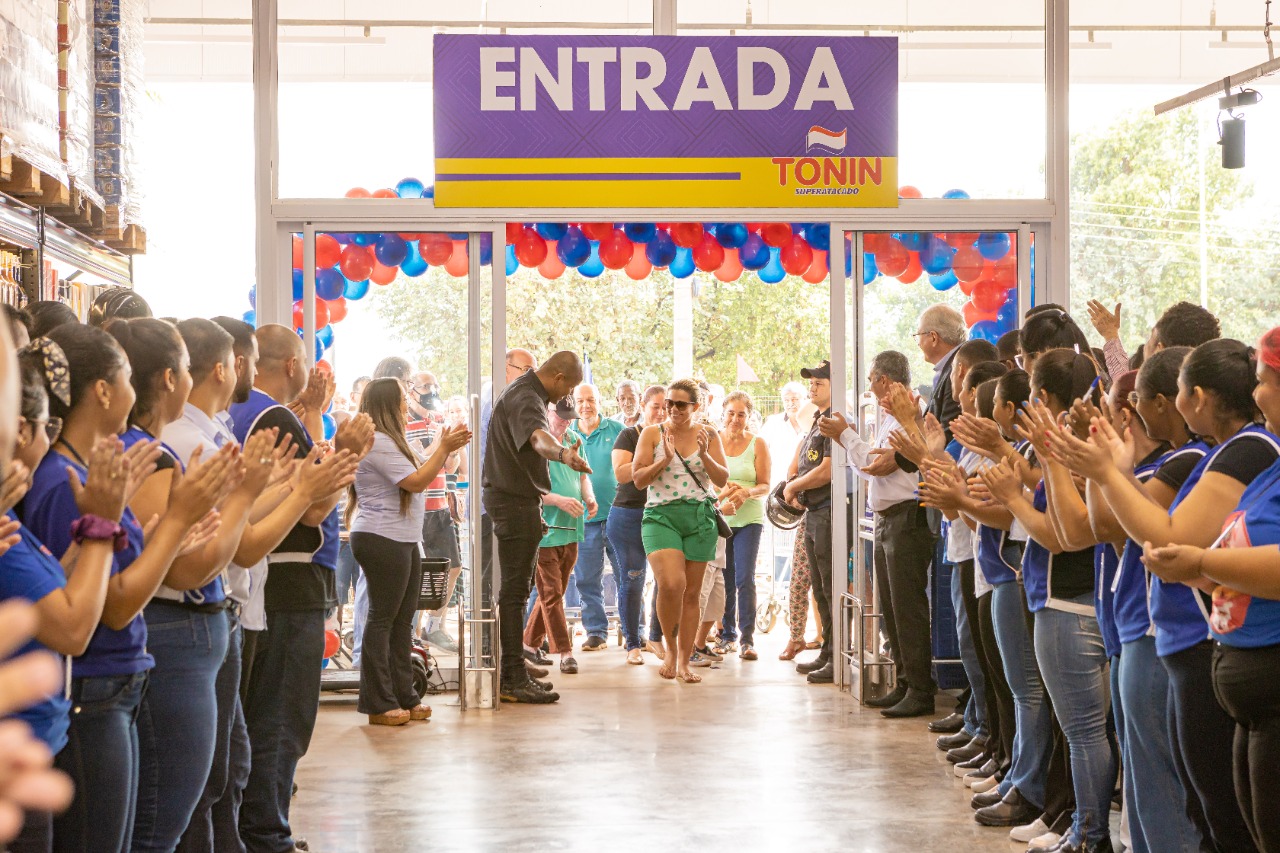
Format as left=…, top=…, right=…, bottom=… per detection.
left=664, top=400, right=694, bottom=412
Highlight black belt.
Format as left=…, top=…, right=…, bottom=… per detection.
left=149, top=598, right=231, bottom=615
left=875, top=498, right=921, bottom=519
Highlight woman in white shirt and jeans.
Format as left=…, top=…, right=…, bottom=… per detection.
left=347, top=378, right=468, bottom=726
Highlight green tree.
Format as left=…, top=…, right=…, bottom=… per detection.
left=1070, top=107, right=1280, bottom=346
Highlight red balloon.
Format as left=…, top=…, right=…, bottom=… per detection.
left=875, top=238, right=910, bottom=278
left=315, top=234, right=340, bottom=269
left=371, top=188, right=397, bottom=199
left=692, top=234, right=725, bottom=272
left=370, top=260, right=397, bottom=286
left=444, top=241, right=469, bottom=277
left=514, top=229, right=548, bottom=267
left=802, top=250, right=828, bottom=283
left=862, top=233, right=887, bottom=255
left=952, top=246, right=985, bottom=282
left=420, top=234, right=454, bottom=266
left=972, top=280, right=1007, bottom=314
left=945, top=232, right=980, bottom=249
left=538, top=241, right=566, bottom=279
left=323, top=629, right=340, bottom=659
left=670, top=222, right=704, bottom=249
left=313, top=299, right=330, bottom=329
left=581, top=222, right=614, bottom=242
left=898, top=252, right=923, bottom=284
left=505, top=222, right=523, bottom=244
left=746, top=222, right=766, bottom=233
left=898, top=185, right=923, bottom=199
left=316, top=358, right=333, bottom=375
left=761, top=223, right=792, bottom=248
left=993, top=254, right=1018, bottom=290
left=625, top=243, right=653, bottom=281
left=291, top=236, right=304, bottom=269
left=779, top=235, right=815, bottom=276
left=325, top=297, right=348, bottom=323
left=599, top=230, right=633, bottom=270
left=958, top=277, right=977, bottom=297
left=963, top=299, right=998, bottom=327
left=715, top=248, right=744, bottom=282
left=339, top=245, right=374, bottom=282
left=344, top=187, right=371, bottom=199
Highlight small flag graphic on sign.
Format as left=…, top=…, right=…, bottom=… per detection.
left=806, top=126, right=847, bottom=153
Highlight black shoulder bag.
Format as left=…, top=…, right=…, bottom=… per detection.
left=674, top=447, right=734, bottom=540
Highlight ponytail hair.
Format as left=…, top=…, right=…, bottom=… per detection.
left=996, top=368, right=1031, bottom=410
left=1136, top=346, right=1190, bottom=401
left=1181, top=338, right=1261, bottom=423
left=1030, top=349, right=1098, bottom=412
left=104, top=318, right=187, bottom=424
left=39, top=323, right=128, bottom=420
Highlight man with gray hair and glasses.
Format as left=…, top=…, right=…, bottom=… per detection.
left=820, top=350, right=937, bottom=718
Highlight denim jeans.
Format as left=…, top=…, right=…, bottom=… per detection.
left=240, top=609, right=324, bottom=853
left=351, top=565, right=369, bottom=668
left=52, top=671, right=149, bottom=853
left=992, top=581, right=1051, bottom=809
left=606, top=506, right=648, bottom=651
left=567, top=519, right=617, bottom=640
left=134, top=604, right=230, bottom=853
left=1034, top=597, right=1115, bottom=844
left=336, top=540, right=358, bottom=607
left=720, top=522, right=762, bottom=647
left=1117, top=636, right=1201, bottom=853
left=951, top=560, right=987, bottom=738
left=178, top=612, right=251, bottom=853
left=648, top=583, right=663, bottom=643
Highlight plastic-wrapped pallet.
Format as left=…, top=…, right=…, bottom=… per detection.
left=60, top=0, right=102, bottom=207
left=93, top=0, right=144, bottom=230
left=0, top=0, right=65, bottom=182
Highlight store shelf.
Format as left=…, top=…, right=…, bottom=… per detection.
left=0, top=190, right=131, bottom=288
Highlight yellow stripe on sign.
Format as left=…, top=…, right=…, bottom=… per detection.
left=434, top=156, right=899, bottom=208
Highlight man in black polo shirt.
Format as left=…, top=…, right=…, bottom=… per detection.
left=783, top=359, right=836, bottom=684
left=483, top=351, right=591, bottom=704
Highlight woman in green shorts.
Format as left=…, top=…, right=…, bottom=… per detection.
left=632, top=378, right=729, bottom=682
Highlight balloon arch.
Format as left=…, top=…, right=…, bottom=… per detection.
left=247, top=178, right=1023, bottom=402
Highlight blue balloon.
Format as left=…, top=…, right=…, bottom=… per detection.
left=899, top=232, right=927, bottom=252
left=804, top=223, right=831, bottom=252
left=942, top=188, right=971, bottom=200
left=400, top=242, right=428, bottom=277
left=976, top=232, right=1011, bottom=262
left=919, top=234, right=955, bottom=275
left=291, top=269, right=304, bottom=301
left=535, top=223, right=567, bottom=241
left=969, top=320, right=1001, bottom=343
left=557, top=227, right=591, bottom=267
left=863, top=252, right=879, bottom=285
left=247, top=284, right=257, bottom=307
left=669, top=246, right=695, bottom=278
left=623, top=223, right=657, bottom=244
left=321, top=413, right=336, bottom=441
left=505, top=244, right=519, bottom=276
left=715, top=222, right=748, bottom=249
left=423, top=185, right=434, bottom=199
left=353, top=233, right=378, bottom=246
left=996, top=299, right=1018, bottom=330
left=316, top=268, right=345, bottom=301
left=739, top=234, right=769, bottom=270
left=579, top=243, right=605, bottom=278
left=645, top=230, right=678, bottom=267
left=396, top=177, right=425, bottom=198
left=791, top=223, right=805, bottom=235
left=242, top=309, right=256, bottom=326
left=447, top=232, right=467, bottom=240
left=374, top=234, right=408, bottom=267
left=330, top=233, right=353, bottom=245
left=317, top=325, right=334, bottom=349
left=758, top=247, right=786, bottom=284
left=929, top=270, right=960, bottom=291
left=480, top=233, right=493, bottom=265
left=343, top=277, right=371, bottom=300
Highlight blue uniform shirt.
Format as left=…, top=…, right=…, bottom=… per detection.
left=0, top=512, right=71, bottom=752
left=1210, top=458, right=1280, bottom=648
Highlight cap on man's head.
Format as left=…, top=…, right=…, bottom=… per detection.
left=800, top=359, right=831, bottom=380
left=554, top=396, right=580, bottom=420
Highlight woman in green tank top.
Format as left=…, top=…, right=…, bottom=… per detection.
left=715, top=391, right=771, bottom=660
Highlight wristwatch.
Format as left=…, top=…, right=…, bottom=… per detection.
left=70, top=514, right=128, bottom=552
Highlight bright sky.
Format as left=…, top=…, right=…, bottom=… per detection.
left=131, top=79, right=1280, bottom=391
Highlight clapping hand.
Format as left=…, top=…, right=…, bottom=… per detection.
left=917, top=459, right=968, bottom=511
left=239, top=429, right=287, bottom=498
left=977, top=457, right=1024, bottom=506
left=1141, top=542, right=1205, bottom=584
left=176, top=511, right=221, bottom=556
left=334, top=413, right=375, bottom=459
left=69, top=437, right=131, bottom=521
left=861, top=447, right=899, bottom=478
left=439, top=423, right=472, bottom=454
left=298, top=447, right=359, bottom=500
left=818, top=412, right=850, bottom=440
left=1014, top=399, right=1062, bottom=462
left=886, top=426, right=929, bottom=466
left=885, top=382, right=922, bottom=428
left=952, top=413, right=1009, bottom=461
left=168, top=445, right=240, bottom=527
left=294, top=368, right=335, bottom=415
left=0, top=462, right=29, bottom=517
left=1086, top=300, right=1122, bottom=342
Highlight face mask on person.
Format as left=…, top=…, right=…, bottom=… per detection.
left=418, top=389, right=442, bottom=412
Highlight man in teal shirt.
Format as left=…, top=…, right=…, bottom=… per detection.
left=566, top=383, right=624, bottom=651
left=525, top=398, right=596, bottom=675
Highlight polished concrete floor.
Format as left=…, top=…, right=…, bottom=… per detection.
left=293, top=627, right=1036, bottom=853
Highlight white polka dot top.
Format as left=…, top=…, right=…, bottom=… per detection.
left=645, top=430, right=715, bottom=507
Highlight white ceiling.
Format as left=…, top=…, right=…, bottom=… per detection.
left=142, top=0, right=1280, bottom=88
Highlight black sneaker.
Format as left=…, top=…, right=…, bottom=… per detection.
left=581, top=636, right=608, bottom=652
left=524, top=648, right=551, bottom=666
left=501, top=678, right=560, bottom=704
left=806, top=662, right=835, bottom=683
left=532, top=678, right=554, bottom=692
left=796, top=655, right=829, bottom=675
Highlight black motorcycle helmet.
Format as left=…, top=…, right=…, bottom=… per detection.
left=766, top=481, right=805, bottom=530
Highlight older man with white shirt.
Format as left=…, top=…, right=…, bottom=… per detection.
left=819, top=350, right=937, bottom=719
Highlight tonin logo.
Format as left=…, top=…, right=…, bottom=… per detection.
left=806, top=125, right=847, bottom=154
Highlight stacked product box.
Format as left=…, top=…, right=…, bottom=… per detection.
left=0, top=0, right=64, bottom=182
left=93, top=0, right=143, bottom=228
left=60, top=0, right=102, bottom=207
